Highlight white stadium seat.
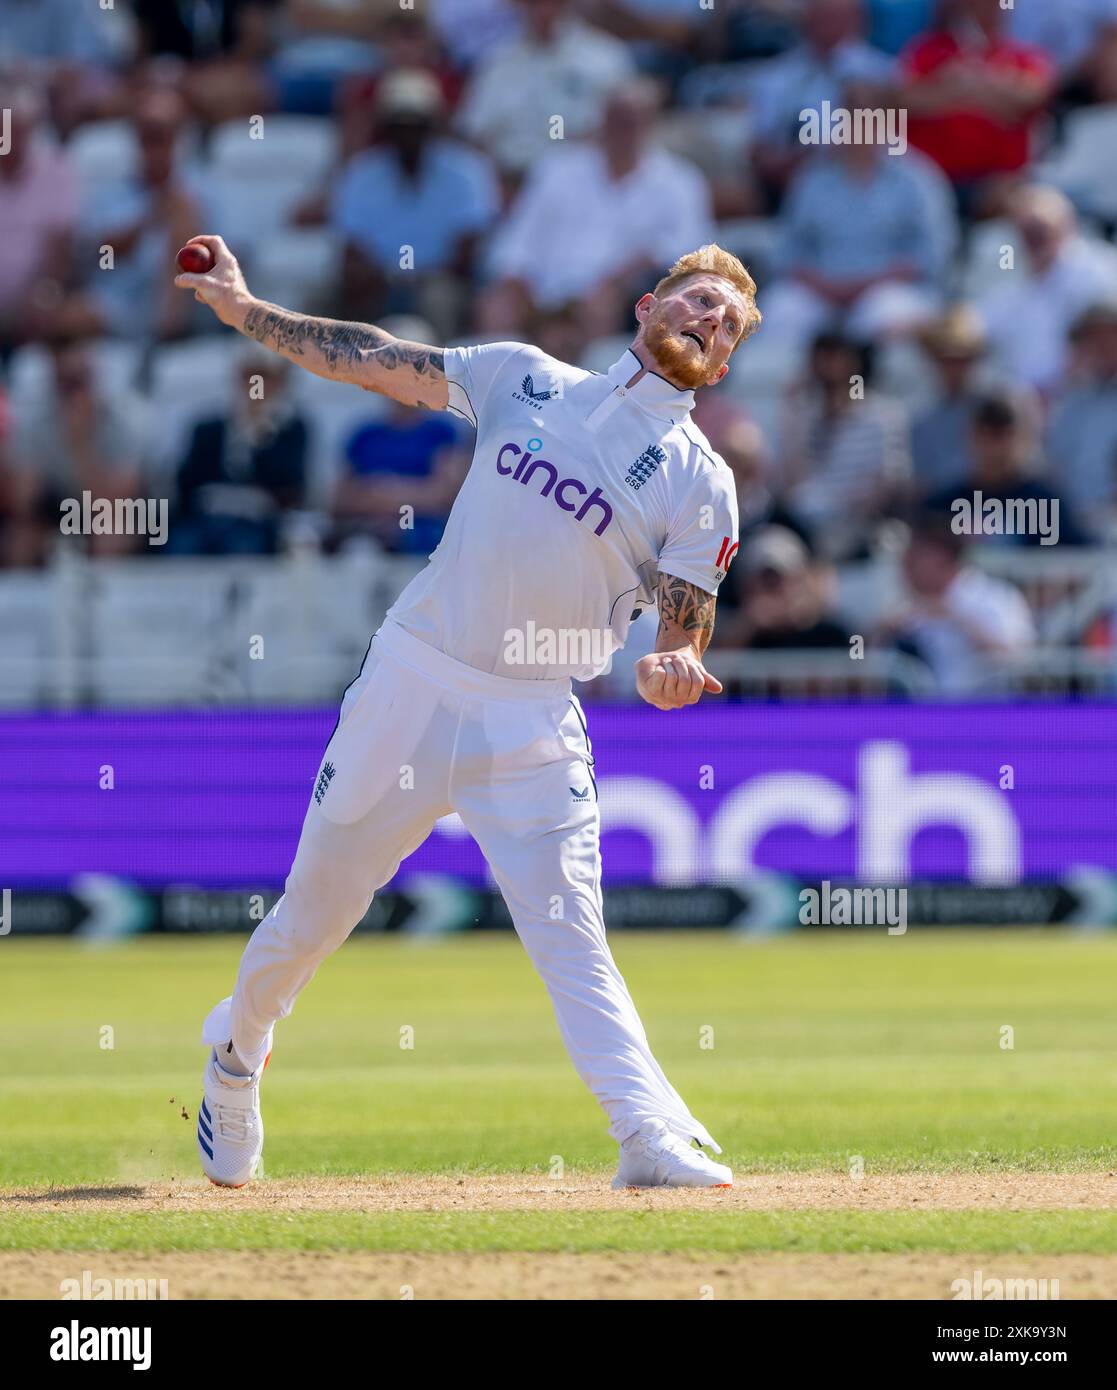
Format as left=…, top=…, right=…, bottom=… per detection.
left=148, top=338, right=240, bottom=478
left=209, top=116, right=339, bottom=181
left=66, top=119, right=139, bottom=185
left=249, top=227, right=341, bottom=313
left=1038, top=105, right=1117, bottom=220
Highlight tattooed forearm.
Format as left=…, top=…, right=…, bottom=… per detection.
left=657, top=573, right=717, bottom=655
left=239, top=300, right=445, bottom=404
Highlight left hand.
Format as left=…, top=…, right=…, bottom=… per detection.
left=635, top=649, right=723, bottom=710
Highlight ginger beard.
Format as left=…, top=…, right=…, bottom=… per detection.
left=641, top=306, right=716, bottom=390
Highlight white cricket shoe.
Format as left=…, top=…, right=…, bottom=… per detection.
left=612, top=1118, right=733, bottom=1190
left=197, top=1049, right=268, bottom=1188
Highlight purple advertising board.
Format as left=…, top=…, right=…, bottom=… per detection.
left=1, top=704, right=1114, bottom=889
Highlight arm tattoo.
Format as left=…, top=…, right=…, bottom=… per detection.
left=657, top=573, right=717, bottom=655
left=241, top=303, right=444, bottom=379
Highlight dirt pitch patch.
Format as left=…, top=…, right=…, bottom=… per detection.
left=3, top=1249, right=1115, bottom=1300
left=5, top=1174, right=1113, bottom=1299
left=3, top=1171, right=1115, bottom=1214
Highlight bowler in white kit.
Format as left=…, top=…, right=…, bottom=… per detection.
left=175, top=235, right=762, bottom=1189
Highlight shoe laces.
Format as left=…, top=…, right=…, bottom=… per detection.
left=212, top=1102, right=252, bottom=1144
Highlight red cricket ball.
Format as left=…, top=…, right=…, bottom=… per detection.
left=177, top=243, right=215, bottom=274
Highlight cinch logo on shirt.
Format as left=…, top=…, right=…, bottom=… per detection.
left=495, top=443, right=614, bottom=536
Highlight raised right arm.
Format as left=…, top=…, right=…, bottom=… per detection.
left=174, top=235, right=449, bottom=411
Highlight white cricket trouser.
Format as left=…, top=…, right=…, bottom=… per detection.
left=203, top=619, right=718, bottom=1150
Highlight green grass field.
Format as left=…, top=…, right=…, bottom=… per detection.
left=2, top=930, right=1115, bottom=1296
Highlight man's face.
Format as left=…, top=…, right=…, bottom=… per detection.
left=635, top=275, right=750, bottom=390
left=972, top=419, right=1024, bottom=478
left=903, top=537, right=954, bottom=596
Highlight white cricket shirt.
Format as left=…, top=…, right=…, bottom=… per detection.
left=385, top=342, right=740, bottom=681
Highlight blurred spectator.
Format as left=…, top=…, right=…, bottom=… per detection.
left=456, top=0, right=635, bottom=178
left=900, top=0, right=1053, bottom=210
left=0, top=0, right=130, bottom=132
left=694, top=398, right=815, bottom=554
left=0, top=83, right=78, bottom=357
left=877, top=508, right=1036, bottom=692
left=333, top=377, right=469, bottom=555
left=1047, top=300, right=1117, bottom=534
left=331, top=69, right=500, bottom=340
left=866, top=0, right=935, bottom=56
left=581, top=0, right=706, bottom=83
left=714, top=524, right=851, bottom=650
left=976, top=185, right=1117, bottom=395
left=267, top=0, right=389, bottom=117
left=429, top=0, right=522, bottom=70
left=54, top=87, right=204, bottom=343
left=927, top=388, right=1091, bottom=546
left=6, top=339, right=148, bottom=565
left=169, top=347, right=308, bottom=556
left=780, top=331, right=911, bottom=558
left=337, top=10, right=466, bottom=160
left=762, top=125, right=955, bottom=351
left=1008, top=0, right=1117, bottom=105
left=133, top=0, right=280, bottom=125
left=478, top=79, right=714, bottom=338
left=911, top=304, right=994, bottom=492
left=750, top=0, right=895, bottom=202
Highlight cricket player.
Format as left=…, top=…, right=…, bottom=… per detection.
left=175, top=235, right=761, bottom=1189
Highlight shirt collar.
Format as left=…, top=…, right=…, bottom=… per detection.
left=605, top=349, right=696, bottom=424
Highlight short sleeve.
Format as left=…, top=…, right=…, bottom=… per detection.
left=657, top=462, right=740, bottom=597
left=441, top=340, right=530, bottom=428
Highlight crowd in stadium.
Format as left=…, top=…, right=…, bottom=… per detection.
left=3, top=0, right=1117, bottom=697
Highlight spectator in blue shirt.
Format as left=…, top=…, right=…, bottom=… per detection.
left=334, top=396, right=470, bottom=556
left=330, top=68, right=500, bottom=339
left=762, top=121, right=956, bottom=353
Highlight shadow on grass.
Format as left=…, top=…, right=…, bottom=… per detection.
left=3, top=1186, right=148, bottom=1204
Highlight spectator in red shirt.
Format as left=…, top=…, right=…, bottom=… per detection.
left=900, top=0, right=1053, bottom=213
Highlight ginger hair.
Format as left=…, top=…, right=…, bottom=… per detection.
left=652, top=243, right=762, bottom=342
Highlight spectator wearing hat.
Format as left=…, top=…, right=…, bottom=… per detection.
left=1047, top=300, right=1117, bottom=534
left=927, top=387, right=1090, bottom=546
left=330, top=68, right=500, bottom=340
left=911, top=304, right=996, bottom=493
left=714, top=524, right=852, bottom=651
left=877, top=508, right=1036, bottom=693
